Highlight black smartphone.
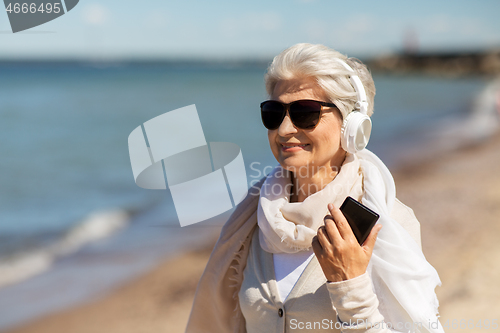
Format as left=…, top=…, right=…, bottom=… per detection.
left=339, top=196, right=380, bottom=245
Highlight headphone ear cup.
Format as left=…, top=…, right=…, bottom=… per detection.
left=341, top=111, right=372, bottom=154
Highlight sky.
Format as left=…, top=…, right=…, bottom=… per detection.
left=0, top=0, right=499, bottom=60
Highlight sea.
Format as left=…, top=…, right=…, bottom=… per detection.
left=0, top=61, right=497, bottom=330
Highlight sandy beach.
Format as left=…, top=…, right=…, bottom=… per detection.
left=4, top=133, right=500, bottom=333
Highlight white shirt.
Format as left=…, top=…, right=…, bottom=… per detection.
left=272, top=250, right=314, bottom=302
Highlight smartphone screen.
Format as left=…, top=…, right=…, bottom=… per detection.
left=339, top=196, right=380, bottom=245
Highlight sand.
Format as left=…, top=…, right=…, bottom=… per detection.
left=5, top=133, right=500, bottom=333
left=393, top=133, right=500, bottom=326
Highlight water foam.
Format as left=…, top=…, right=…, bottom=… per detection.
left=0, top=209, right=129, bottom=288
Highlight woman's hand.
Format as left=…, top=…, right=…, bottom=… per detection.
left=312, top=203, right=382, bottom=283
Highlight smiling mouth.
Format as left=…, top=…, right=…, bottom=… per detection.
left=281, top=143, right=309, bottom=151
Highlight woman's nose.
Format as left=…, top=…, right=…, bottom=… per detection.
left=277, top=112, right=298, bottom=137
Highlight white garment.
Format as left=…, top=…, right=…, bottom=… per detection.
left=273, top=250, right=314, bottom=302
left=257, top=149, right=444, bottom=333
left=272, top=198, right=423, bottom=304
left=258, top=153, right=363, bottom=253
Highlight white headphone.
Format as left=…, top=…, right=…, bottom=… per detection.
left=335, top=59, right=372, bottom=154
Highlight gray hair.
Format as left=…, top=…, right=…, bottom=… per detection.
left=264, top=43, right=376, bottom=119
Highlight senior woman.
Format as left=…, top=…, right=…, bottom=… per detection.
left=186, top=43, right=443, bottom=333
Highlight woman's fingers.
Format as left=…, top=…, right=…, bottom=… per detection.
left=323, top=214, right=342, bottom=244
left=311, top=235, right=323, bottom=254
left=316, top=225, right=332, bottom=250
left=327, top=203, right=356, bottom=241
left=362, top=224, right=382, bottom=254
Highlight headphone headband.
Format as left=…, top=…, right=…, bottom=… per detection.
left=334, top=58, right=369, bottom=115
left=335, top=58, right=372, bottom=154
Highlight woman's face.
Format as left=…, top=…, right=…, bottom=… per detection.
left=268, top=77, right=346, bottom=175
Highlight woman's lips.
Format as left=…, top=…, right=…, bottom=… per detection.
left=281, top=143, right=309, bottom=152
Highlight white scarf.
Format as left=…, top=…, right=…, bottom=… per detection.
left=258, top=149, right=443, bottom=333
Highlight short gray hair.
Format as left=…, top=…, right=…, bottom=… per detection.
left=264, top=43, right=376, bottom=119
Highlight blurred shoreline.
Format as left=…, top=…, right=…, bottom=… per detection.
left=2, top=46, right=500, bottom=76
left=368, top=48, right=500, bottom=77
left=3, top=131, right=500, bottom=333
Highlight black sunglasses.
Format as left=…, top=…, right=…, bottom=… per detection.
left=260, top=99, right=338, bottom=130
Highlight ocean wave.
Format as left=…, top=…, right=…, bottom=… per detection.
left=428, top=78, right=500, bottom=148
left=0, top=209, right=130, bottom=289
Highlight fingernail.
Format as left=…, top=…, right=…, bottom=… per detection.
left=328, top=203, right=333, bottom=210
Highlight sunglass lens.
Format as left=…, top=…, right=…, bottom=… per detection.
left=261, top=101, right=285, bottom=130
left=290, top=100, right=321, bottom=129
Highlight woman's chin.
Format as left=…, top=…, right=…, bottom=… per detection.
left=278, top=156, right=312, bottom=172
